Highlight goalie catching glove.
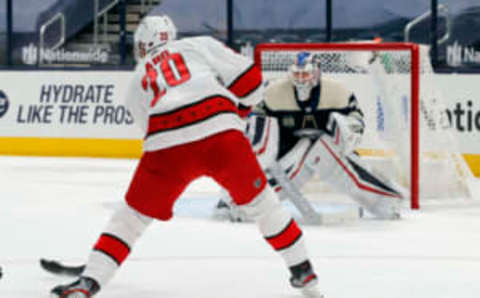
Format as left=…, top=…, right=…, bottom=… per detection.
left=326, top=112, right=364, bottom=156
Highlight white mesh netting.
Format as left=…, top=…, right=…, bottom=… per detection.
left=256, top=43, right=475, bottom=206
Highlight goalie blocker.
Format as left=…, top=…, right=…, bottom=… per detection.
left=216, top=114, right=405, bottom=222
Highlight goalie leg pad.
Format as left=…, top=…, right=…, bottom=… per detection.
left=214, top=137, right=317, bottom=222
left=271, top=138, right=315, bottom=197
left=306, top=136, right=404, bottom=219
left=238, top=186, right=309, bottom=266
left=83, top=202, right=153, bottom=286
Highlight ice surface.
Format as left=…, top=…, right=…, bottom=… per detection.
left=1, top=156, right=479, bottom=298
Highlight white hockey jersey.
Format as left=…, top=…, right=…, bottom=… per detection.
left=126, top=36, right=263, bottom=151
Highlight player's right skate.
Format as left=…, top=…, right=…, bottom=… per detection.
left=50, top=276, right=100, bottom=298
left=289, top=260, right=324, bottom=298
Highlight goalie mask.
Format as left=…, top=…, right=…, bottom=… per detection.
left=134, top=15, right=177, bottom=61
left=288, top=52, right=321, bottom=101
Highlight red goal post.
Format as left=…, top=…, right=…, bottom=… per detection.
left=254, top=42, right=432, bottom=210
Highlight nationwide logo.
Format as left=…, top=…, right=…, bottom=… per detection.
left=447, top=41, right=480, bottom=67
left=0, top=90, right=9, bottom=118
left=22, top=43, right=109, bottom=65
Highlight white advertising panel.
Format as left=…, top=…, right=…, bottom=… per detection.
left=0, top=71, right=143, bottom=139
left=1, top=71, right=480, bottom=155
left=436, top=74, right=480, bottom=153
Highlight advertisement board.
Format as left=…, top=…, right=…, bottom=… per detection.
left=1, top=70, right=479, bottom=174
left=0, top=71, right=143, bottom=157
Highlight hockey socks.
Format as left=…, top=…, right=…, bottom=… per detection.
left=238, top=186, right=310, bottom=267
left=82, top=202, right=153, bottom=286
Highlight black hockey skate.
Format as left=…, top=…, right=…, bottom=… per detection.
left=50, top=276, right=100, bottom=298
left=289, top=260, right=324, bottom=298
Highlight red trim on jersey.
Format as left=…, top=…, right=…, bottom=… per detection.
left=265, top=219, right=303, bottom=251
left=147, top=96, right=238, bottom=137
left=238, top=105, right=252, bottom=118
left=93, top=233, right=130, bottom=265
left=320, top=138, right=402, bottom=198
left=228, top=65, right=262, bottom=98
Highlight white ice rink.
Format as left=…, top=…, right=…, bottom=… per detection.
left=1, top=156, right=480, bottom=298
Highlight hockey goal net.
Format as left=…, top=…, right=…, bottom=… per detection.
left=254, top=42, right=474, bottom=209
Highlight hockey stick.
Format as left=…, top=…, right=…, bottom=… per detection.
left=39, top=258, right=85, bottom=277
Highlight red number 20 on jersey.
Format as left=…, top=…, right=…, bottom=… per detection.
left=142, top=50, right=191, bottom=107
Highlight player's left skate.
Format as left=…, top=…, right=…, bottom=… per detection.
left=50, top=276, right=100, bottom=298
left=289, top=260, right=324, bottom=298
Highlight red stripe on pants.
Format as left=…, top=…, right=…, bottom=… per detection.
left=265, top=219, right=303, bottom=251
left=93, top=233, right=130, bottom=265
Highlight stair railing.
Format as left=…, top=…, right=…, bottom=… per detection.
left=404, top=4, right=451, bottom=45
left=94, top=0, right=119, bottom=46
left=38, top=12, right=65, bottom=65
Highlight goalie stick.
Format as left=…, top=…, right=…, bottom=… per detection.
left=268, top=162, right=324, bottom=225
left=39, top=258, right=85, bottom=277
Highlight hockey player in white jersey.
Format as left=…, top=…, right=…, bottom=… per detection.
left=215, top=51, right=405, bottom=223
left=49, top=16, right=323, bottom=298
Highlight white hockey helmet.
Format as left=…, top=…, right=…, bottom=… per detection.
left=134, top=15, right=177, bottom=61
left=288, top=52, right=321, bottom=101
